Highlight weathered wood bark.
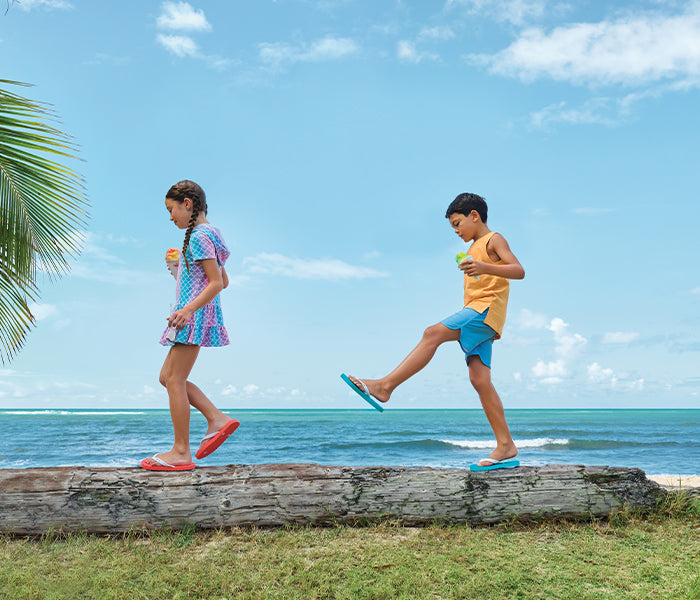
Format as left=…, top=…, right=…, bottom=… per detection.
left=0, top=463, right=665, bottom=535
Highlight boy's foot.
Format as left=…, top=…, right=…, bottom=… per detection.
left=476, top=447, right=518, bottom=468
left=344, top=375, right=391, bottom=403
left=469, top=457, right=519, bottom=472
left=341, top=374, right=389, bottom=411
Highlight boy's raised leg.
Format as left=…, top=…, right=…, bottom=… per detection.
left=347, top=323, right=460, bottom=403
left=468, top=356, right=518, bottom=465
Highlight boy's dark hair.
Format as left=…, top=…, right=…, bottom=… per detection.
left=445, top=193, right=487, bottom=223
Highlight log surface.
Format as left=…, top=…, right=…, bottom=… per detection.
left=0, top=463, right=665, bottom=534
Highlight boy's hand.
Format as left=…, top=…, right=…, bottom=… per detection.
left=459, top=256, right=482, bottom=278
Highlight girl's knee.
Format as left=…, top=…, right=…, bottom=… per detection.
left=159, top=373, right=168, bottom=388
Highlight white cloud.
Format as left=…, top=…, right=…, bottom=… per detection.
left=243, top=253, right=388, bottom=281
left=446, top=0, right=550, bottom=26
left=587, top=362, right=645, bottom=391
left=157, top=2, right=211, bottom=32
left=467, top=5, right=700, bottom=87
left=68, top=232, right=154, bottom=286
left=16, top=0, right=73, bottom=11
left=243, top=384, right=259, bottom=395
left=530, top=99, right=627, bottom=128
left=517, top=308, right=549, bottom=330
left=418, top=26, right=455, bottom=41
left=156, top=34, right=199, bottom=58
left=549, top=317, right=587, bottom=359
left=397, top=40, right=439, bottom=63
left=221, top=385, right=237, bottom=396
left=588, top=362, right=617, bottom=385
left=571, top=206, right=616, bottom=216
left=28, top=302, right=57, bottom=322
left=532, top=359, right=566, bottom=378
left=602, top=332, right=640, bottom=344
left=690, top=286, right=700, bottom=295
left=259, top=36, right=358, bottom=67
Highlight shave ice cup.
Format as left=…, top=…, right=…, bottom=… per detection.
left=165, top=247, right=180, bottom=278
left=455, top=252, right=480, bottom=280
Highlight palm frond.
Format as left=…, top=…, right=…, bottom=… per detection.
left=0, top=79, right=89, bottom=362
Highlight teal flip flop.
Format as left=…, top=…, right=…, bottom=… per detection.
left=340, top=373, right=384, bottom=412
left=469, top=458, right=520, bottom=471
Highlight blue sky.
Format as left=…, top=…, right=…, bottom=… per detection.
left=1, top=0, right=699, bottom=409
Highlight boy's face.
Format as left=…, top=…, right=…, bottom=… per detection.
left=448, top=211, right=479, bottom=241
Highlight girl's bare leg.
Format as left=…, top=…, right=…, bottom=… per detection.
left=184, top=381, right=233, bottom=437
left=468, top=356, right=518, bottom=465
left=348, top=323, right=461, bottom=403
left=143, top=344, right=200, bottom=467
left=156, top=348, right=232, bottom=444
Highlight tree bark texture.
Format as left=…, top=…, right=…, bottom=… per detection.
left=0, top=463, right=666, bottom=534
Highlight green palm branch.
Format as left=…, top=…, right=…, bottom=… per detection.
left=0, top=79, right=88, bottom=362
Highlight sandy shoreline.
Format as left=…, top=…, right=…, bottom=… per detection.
left=647, top=475, right=700, bottom=489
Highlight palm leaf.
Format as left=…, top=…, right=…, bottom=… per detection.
left=0, top=79, right=88, bottom=362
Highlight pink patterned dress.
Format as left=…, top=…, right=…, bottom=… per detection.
left=160, top=224, right=230, bottom=347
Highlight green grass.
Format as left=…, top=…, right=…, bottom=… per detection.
left=1, top=494, right=698, bottom=600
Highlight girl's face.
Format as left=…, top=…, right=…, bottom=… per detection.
left=165, top=197, right=192, bottom=230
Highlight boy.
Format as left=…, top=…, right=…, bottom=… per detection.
left=341, top=193, right=525, bottom=471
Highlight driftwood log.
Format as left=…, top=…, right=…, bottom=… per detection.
left=0, top=463, right=666, bottom=535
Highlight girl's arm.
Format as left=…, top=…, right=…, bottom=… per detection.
left=168, top=258, right=224, bottom=330
left=221, top=265, right=229, bottom=289
left=462, top=233, right=525, bottom=280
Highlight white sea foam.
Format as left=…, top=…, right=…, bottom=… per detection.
left=2, top=410, right=146, bottom=415
left=441, top=437, right=569, bottom=449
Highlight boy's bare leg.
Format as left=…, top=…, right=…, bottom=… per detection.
left=348, top=323, right=461, bottom=403
left=468, top=356, right=518, bottom=465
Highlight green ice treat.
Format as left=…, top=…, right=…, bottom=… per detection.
left=455, top=253, right=480, bottom=279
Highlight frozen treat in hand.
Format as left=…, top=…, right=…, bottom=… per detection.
left=455, top=252, right=479, bottom=280
left=165, top=248, right=180, bottom=278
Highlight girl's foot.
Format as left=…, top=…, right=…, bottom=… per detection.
left=195, top=418, right=240, bottom=460
left=346, top=375, right=391, bottom=403
left=142, top=449, right=192, bottom=468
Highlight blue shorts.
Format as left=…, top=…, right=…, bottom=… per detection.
left=440, top=308, right=497, bottom=368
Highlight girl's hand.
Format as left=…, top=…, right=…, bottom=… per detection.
left=168, top=307, right=194, bottom=330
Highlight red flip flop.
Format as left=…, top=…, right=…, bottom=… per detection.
left=141, top=454, right=196, bottom=471
left=195, top=419, right=240, bottom=459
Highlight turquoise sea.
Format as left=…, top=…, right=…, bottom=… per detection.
left=0, top=409, right=697, bottom=476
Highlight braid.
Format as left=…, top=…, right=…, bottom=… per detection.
left=166, top=180, right=208, bottom=272
left=181, top=206, right=200, bottom=271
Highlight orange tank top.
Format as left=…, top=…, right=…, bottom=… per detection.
left=463, top=231, right=509, bottom=338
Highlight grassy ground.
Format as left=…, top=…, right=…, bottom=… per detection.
left=1, top=495, right=698, bottom=600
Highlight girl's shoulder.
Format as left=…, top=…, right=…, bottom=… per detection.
left=192, top=224, right=229, bottom=258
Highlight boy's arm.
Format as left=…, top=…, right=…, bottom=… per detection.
left=462, top=233, right=525, bottom=280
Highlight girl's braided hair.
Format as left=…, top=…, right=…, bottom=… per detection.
left=166, top=180, right=208, bottom=271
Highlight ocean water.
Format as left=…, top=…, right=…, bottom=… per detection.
left=0, top=409, right=698, bottom=476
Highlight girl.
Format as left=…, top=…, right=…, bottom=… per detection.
left=141, top=180, right=239, bottom=471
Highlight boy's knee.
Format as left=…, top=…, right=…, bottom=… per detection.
left=422, top=324, right=446, bottom=344
left=159, top=373, right=168, bottom=388
left=468, top=361, right=492, bottom=391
